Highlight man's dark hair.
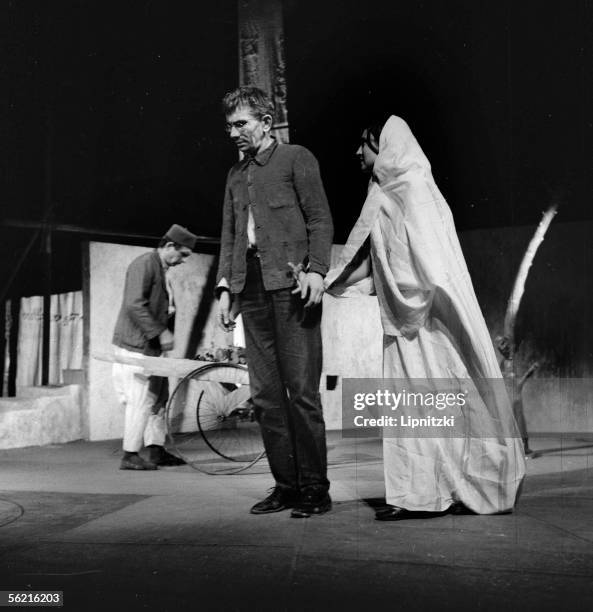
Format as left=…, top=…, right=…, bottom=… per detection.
left=222, top=86, right=275, bottom=121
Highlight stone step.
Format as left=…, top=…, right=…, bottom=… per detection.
left=0, top=385, right=84, bottom=449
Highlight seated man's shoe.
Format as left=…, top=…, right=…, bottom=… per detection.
left=290, top=487, right=332, bottom=518
left=120, top=453, right=157, bottom=471
left=250, top=487, right=298, bottom=515
left=147, top=445, right=186, bottom=466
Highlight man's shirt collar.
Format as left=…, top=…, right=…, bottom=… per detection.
left=244, top=138, right=278, bottom=167
left=153, top=249, right=169, bottom=272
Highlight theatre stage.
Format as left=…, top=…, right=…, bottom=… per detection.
left=1, top=433, right=592, bottom=611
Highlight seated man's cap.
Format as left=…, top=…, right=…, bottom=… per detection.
left=165, top=224, right=198, bottom=250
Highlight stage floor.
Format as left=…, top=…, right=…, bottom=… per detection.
left=1, top=433, right=592, bottom=611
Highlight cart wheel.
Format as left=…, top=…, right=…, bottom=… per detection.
left=165, top=362, right=265, bottom=474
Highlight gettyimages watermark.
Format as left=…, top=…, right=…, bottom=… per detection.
left=341, top=378, right=522, bottom=438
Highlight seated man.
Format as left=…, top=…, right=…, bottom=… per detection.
left=112, top=224, right=198, bottom=470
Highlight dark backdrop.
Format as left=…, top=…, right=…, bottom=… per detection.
left=284, top=0, right=593, bottom=238
left=2, top=0, right=592, bottom=297
left=1, top=0, right=238, bottom=296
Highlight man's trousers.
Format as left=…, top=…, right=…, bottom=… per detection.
left=112, top=346, right=167, bottom=452
left=239, top=254, right=329, bottom=493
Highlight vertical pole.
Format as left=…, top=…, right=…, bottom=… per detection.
left=41, top=107, right=53, bottom=386
left=41, top=227, right=52, bottom=385
left=81, top=241, right=91, bottom=438
left=8, top=298, right=20, bottom=397
left=0, top=300, right=5, bottom=396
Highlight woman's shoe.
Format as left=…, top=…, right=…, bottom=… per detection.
left=375, top=505, right=451, bottom=521
left=374, top=505, right=410, bottom=521
left=449, top=502, right=475, bottom=515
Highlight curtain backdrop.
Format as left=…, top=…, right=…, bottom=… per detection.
left=16, top=291, right=83, bottom=389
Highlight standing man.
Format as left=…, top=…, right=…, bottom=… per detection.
left=216, top=86, right=334, bottom=518
left=112, top=224, right=198, bottom=470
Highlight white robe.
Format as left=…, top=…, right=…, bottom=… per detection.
left=326, top=116, right=525, bottom=513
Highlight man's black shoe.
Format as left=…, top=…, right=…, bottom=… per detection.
left=250, top=487, right=298, bottom=515
left=290, top=488, right=331, bottom=518
left=147, top=445, right=186, bottom=466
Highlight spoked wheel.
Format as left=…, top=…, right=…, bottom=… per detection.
left=165, top=362, right=266, bottom=474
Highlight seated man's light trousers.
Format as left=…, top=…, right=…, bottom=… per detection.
left=112, top=346, right=166, bottom=452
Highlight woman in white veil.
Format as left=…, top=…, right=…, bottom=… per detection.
left=325, top=116, right=525, bottom=520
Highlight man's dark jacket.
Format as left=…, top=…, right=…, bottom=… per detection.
left=112, top=251, right=168, bottom=356
left=216, top=140, right=334, bottom=293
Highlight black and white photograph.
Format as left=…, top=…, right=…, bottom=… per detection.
left=1, top=1, right=592, bottom=610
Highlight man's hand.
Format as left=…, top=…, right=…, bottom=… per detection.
left=288, top=261, right=306, bottom=294
left=293, top=271, right=325, bottom=308
left=218, top=290, right=236, bottom=332
left=159, top=329, right=174, bottom=352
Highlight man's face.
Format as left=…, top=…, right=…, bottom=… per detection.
left=162, top=243, right=192, bottom=267
left=225, top=105, right=271, bottom=155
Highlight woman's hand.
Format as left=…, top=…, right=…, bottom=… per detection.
left=299, top=272, right=325, bottom=307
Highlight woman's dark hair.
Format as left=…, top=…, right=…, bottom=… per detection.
left=364, top=115, right=390, bottom=154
